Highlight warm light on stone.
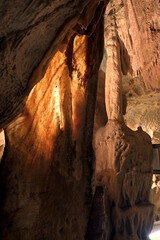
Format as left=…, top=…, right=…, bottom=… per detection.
left=1, top=0, right=160, bottom=239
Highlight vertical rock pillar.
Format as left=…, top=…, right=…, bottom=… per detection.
left=93, top=7, right=154, bottom=240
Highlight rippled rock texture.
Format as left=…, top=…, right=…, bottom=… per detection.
left=94, top=120, right=154, bottom=240
left=93, top=4, right=154, bottom=239
left=0, top=0, right=158, bottom=239
left=113, top=0, right=160, bottom=91
left=0, top=0, right=107, bottom=128
left=0, top=6, right=105, bottom=239
left=123, top=75, right=160, bottom=144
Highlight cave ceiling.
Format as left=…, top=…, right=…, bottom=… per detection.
left=0, top=1, right=159, bottom=239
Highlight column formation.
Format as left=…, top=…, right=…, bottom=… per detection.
left=93, top=6, right=154, bottom=240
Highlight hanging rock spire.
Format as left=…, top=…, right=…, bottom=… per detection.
left=93, top=3, right=154, bottom=239
left=104, top=8, right=123, bottom=121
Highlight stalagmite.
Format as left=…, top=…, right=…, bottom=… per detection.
left=93, top=5, right=154, bottom=240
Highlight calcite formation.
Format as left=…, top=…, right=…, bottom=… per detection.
left=0, top=0, right=107, bottom=128
left=123, top=75, right=160, bottom=144
left=112, top=0, right=160, bottom=91
left=0, top=130, right=5, bottom=162
left=150, top=175, right=160, bottom=221
left=0, top=11, right=104, bottom=240
left=93, top=5, right=154, bottom=239
left=0, top=0, right=158, bottom=239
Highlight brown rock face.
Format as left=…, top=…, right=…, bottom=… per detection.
left=94, top=121, right=154, bottom=239
left=0, top=130, right=5, bottom=163
left=113, top=0, right=160, bottom=91
left=150, top=175, right=160, bottom=221
left=123, top=75, right=160, bottom=144
left=0, top=14, right=104, bottom=240
left=0, top=0, right=158, bottom=239
left=0, top=0, right=106, bottom=128
left=93, top=5, right=154, bottom=239
left=94, top=69, right=108, bottom=134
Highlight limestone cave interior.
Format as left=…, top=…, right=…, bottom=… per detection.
left=1, top=0, right=160, bottom=239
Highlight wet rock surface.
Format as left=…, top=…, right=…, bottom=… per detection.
left=0, top=0, right=105, bottom=128
left=93, top=4, right=154, bottom=239
left=0, top=0, right=159, bottom=239
left=0, top=14, right=104, bottom=240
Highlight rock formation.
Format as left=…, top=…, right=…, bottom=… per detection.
left=123, top=75, right=160, bottom=144
left=0, top=0, right=158, bottom=239
left=0, top=130, right=5, bottom=163
left=0, top=0, right=108, bottom=128
left=150, top=175, right=160, bottom=221
left=0, top=2, right=105, bottom=239
left=113, top=0, right=160, bottom=91
left=93, top=4, right=154, bottom=239
left=95, top=0, right=160, bottom=141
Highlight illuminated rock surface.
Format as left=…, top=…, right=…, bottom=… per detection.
left=93, top=4, right=154, bottom=239
left=123, top=75, right=160, bottom=144
left=0, top=0, right=159, bottom=239
left=0, top=130, right=5, bottom=163
left=0, top=9, right=104, bottom=240
left=113, top=0, right=160, bottom=91
left=0, top=0, right=106, bottom=128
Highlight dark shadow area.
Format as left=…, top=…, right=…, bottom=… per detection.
left=85, top=186, right=107, bottom=240
left=118, top=35, right=133, bottom=76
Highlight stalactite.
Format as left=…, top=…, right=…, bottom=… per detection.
left=104, top=9, right=123, bottom=122
left=93, top=4, right=154, bottom=240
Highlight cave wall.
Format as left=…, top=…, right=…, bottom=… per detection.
left=0, top=0, right=158, bottom=239
left=93, top=6, right=154, bottom=239
left=113, top=0, right=160, bottom=90
left=110, top=1, right=160, bottom=224
left=94, top=0, right=160, bottom=138
left=150, top=175, right=160, bottom=221
left=94, top=0, right=160, bottom=149
left=113, top=0, right=160, bottom=143
left=0, top=130, right=5, bottom=163
left=123, top=75, right=160, bottom=144
left=0, top=11, right=104, bottom=240
left=0, top=0, right=108, bottom=128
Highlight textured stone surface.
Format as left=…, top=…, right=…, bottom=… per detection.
left=123, top=76, right=160, bottom=144
left=0, top=0, right=159, bottom=239
left=0, top=130, right=5, bottom=163
left=104, top=10, right=123, bottom=121
left=85, top=186, right=107, bottom=240
left=95, top=60, right=160, bottom=145
left=94, top=69, right=107, bottom=134
left=112, top=205, right=154, bottom=240
left=100, top=0, right=160, bottom=145
left=150, top=175, right=160, bottom=221
left=94, top=121, right=153, bottom=204
left=0, top=0, right=106, bottom=128
left=113, top=0, right=160, bottom=91
left=94, top=120, right=154, bottom=239
left=0, top=15, right=104, bottom=240
left=93, top=5, right=154, bottom=239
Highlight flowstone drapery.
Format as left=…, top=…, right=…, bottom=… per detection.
left=93, top=8, right=154, bottom=240
left=0, top=16, right=104, bottom=240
